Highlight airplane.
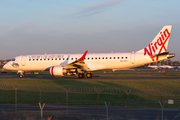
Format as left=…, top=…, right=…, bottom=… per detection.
left=147, top=65, right=174, bottom=69
left=3, top=25, right=175, bottom=78
left=148, top=65, right=179, bottom=70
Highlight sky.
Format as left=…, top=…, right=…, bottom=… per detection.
left=0, top=0, right=180, bottom=60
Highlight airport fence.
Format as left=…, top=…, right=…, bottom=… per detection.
left=0, top=84, right=180, bottom=108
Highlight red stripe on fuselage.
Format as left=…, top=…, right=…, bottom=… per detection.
left=51, top=66, right=54, bottom=76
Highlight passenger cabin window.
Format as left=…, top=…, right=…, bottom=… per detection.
left=71, top=58, right=73, bottom=60
left=114, top=57, right=115, bottom=59
left=122, top=57, right=123, bottom=59
left=67, top=58, right=69, bottom=60
left=106, top=57, right=108, bottom=59
left=126, top=57, right=128, bottom=59
left=102, top=57, right=104, bottom=59
left=99, top=57, right=100, bottom=59
left=118, top=57, right=119, bottom=59
left=29, top=59, right=31, bottom=61
left=110, top=57, right=111, bottom=59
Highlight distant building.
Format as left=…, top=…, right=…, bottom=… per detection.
left=3, top=61, right=7, bottom=64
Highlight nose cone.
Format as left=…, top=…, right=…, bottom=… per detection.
left=3, top=62, right=11, bottom=70
left=3, top=63, right=8, bottom=70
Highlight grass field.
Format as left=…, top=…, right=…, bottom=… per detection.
left=0, top=69, right=180, bottom=108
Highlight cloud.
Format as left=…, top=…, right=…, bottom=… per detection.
left=79, top=0, right=124, bottom=16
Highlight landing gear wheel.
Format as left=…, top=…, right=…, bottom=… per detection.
left=19, top=74, right=24, bottom=78
left=19, top=71, right=24, bottom=78
left=86, top=73, right=92, bottom=78
left=78, top=73, right=84, bottom=78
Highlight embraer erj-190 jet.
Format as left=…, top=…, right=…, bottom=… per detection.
left=3, top=25, right=175, bottom=78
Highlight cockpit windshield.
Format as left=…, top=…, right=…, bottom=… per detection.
left=10, top=58, right=15, bottom=61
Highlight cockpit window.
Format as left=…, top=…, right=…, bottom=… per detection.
left=10, top=58, right=15, bottom=61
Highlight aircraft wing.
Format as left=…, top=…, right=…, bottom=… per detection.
left=64, top=51, right=90, bottom=72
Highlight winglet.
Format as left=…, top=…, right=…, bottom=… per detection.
left=78, top=51, right=88, bottom=61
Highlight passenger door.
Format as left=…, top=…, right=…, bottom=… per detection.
left=21, top=56, right=26, bottom=66
left=130, top=52, right=135, bottom=64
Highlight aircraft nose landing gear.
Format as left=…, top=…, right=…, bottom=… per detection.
left=19, top=74, right=24, bottom=78
left=18, top=71, right=24, bottom=78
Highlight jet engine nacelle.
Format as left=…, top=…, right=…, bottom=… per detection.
left=50, top=66, right=77, bottom=76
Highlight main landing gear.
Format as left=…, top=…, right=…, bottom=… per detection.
left=86, top=73, right=92, bottom=78
left=78, top=73, right=84, bottom=78
left=78, top=73, right=92, bottom=78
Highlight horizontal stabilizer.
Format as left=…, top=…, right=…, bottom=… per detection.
left=151, top=52, right=169, bottom=57
left=150, top=52, right=175, bottom=61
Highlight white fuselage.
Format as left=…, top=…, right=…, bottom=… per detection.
left=3, top=52, right=158, bottom=72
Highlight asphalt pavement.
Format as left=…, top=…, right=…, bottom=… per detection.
left=0, top=104, right=180, bottom=120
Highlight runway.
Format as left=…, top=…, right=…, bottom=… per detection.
left=1, top=69, right=180, bottom=80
